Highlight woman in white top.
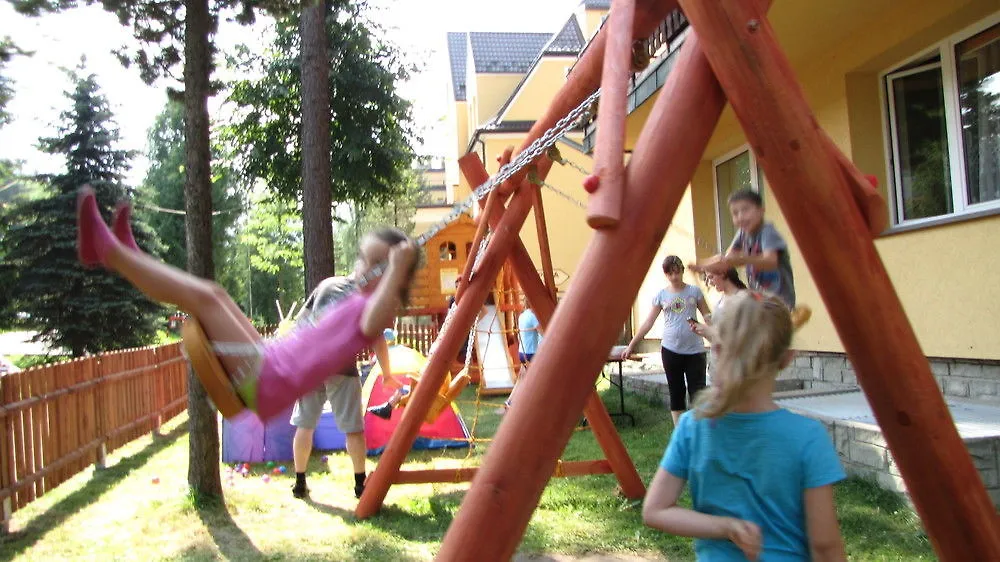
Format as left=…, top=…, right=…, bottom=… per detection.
left=623, top=256, right=712, bottom=425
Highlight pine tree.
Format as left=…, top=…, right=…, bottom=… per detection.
left=2, top=65, right=163, bottom=356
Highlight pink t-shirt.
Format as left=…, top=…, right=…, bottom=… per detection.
left=256, top=292, right=372, bottom=420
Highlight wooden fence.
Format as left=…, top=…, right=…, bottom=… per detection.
left=395, top=324, right=438, bottom=357
left=0, top=343, right=187, bottom=532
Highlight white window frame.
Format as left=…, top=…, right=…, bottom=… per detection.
left=712, top=144, right=762, bottom=251
left=880, top=12, right=1000, bottom=227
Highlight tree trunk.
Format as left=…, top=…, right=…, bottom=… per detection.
left=183, top=0, right=222, bottom=498
left=300, top=0, right=334, bottom=293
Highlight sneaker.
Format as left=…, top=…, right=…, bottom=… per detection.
left=291, top=483, right=309, bottom=499
left=367, top=402, right=392, bottom=420
left=354, top=482, right=365, bottom=499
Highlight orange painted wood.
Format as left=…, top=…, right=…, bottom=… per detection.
left=395, top=460, right=613, bottom=485
left=456, top=185, right=503, bottom=304
left=529, top=181, right=558, bottom=299
left=823, top=132, right=889, bottom=236
left=588, top=0, right=636, bottom=229
left=458, top=141, right=647, bottom=502
left=438, top=30, right=728, bottom=561
left=679, top=0, right=1000, bottom=557
left=356, top=184, right=540, bottom=520
left=517, top=0, right=679, bottom=157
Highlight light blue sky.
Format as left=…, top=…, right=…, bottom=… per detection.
left=0, top=0, right=583, bottom=184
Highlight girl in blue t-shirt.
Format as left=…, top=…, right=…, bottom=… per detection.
left=642, top=292, right=847, bottom=561
left=623, top=255, right=712, bottom=426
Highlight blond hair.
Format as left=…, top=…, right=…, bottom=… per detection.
left=694, top=292, right=793, bottom=418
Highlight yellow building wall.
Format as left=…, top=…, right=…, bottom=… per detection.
left=473, top=74, right=527, bottom=125
left=502, top=58, right=578, bottom=122
left=574, top=7, right=607, bottom=40
left=479, top=134, right=594, bottom=294
left=682, top=0, right=1000, bottom=359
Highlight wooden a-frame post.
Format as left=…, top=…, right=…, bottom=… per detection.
left=436, top=0, right=1000, bottom=560
left=355, top=149, right=645, bottom=517
left=677, top=0, right=1000, bottom=558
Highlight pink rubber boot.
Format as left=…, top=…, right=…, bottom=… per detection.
left=112, top=202, right=140, bottom=252
left=76, top=186, right=119, bottom=268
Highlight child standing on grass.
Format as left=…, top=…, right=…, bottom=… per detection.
left=622, top=255, right=712, bottom=426
left=692, top=189, right=796, bottom=309
left=643, top=292, right=846, bottom=562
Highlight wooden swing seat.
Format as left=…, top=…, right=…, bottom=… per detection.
left=181, top=318, right=247, bottom=419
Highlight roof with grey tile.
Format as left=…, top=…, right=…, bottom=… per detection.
left=543, top=16, right=585, bottom=55
left=468, top=32, right=552, bottom=73
left=446, top=32, right=468, bottom=101
left=582, top=0, right=611, bottom=9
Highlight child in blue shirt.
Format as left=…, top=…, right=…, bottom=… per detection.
left=643, top=292, right=846, bottom=561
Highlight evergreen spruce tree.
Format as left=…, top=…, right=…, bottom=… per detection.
left=2, top=65, right=163, bottom=356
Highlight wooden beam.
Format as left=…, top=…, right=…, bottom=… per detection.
left=394, top=460, right=613, bottom=485
left=678, top=0, right=1000, bottom=558
left=516, top=0, right=678, bottom=156
left=355, top=170, right=541, bottom=520
left=458, top=152, right=644, bottom=500
left=529, top=183, right=558, bottom=300
left=438, top=29, right=728, bottom=561
left=587, top=0, right=635, bottom=229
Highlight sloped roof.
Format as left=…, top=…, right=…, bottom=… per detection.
left=489, top=17, right=587, bottom=125
left=446, top=32, right=468, bottom=101
left=543, top=16, right=585, bottom=55
left=468, top=32, right=552, bottom=73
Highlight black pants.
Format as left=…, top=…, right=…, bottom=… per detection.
left=661, top=347, right=707, bottom=411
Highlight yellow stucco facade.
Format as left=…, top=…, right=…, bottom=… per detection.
left=622, top=0, right=1000, bottom=360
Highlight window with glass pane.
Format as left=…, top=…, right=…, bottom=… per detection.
left=715, top=151, right=753, bottom=250
left=888, top=65, right=953, bottom=220
left=956, top=24, right=1000, bottom=205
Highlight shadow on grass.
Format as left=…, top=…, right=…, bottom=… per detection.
left=302, top=496, right=356, bottom=519
left=0, top=423, right=188, bottom=561
left=193, top=494, right=263, bottom=561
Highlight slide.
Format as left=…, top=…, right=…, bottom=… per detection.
left=474, top=305, right=516, bottom=394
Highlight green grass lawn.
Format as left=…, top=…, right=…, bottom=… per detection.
left=0, top=380, right=935, bottom=561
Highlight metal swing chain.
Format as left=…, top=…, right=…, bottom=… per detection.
left=341, top=88, right=603, bottom=299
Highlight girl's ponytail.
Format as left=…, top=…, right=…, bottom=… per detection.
left=694, top=292, right=792, bottom=418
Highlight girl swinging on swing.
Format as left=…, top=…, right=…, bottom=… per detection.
left=75, top=185, right=417, bottom=421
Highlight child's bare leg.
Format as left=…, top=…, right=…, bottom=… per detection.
left=79, top=188, right=259, bottom=375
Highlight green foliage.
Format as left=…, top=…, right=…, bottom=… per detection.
left=224, top=1, right=417, bottom=206
left=334, top=165, right=427, bottom=275
left=230, top=187, right=305, bottom=324
left=0, top=35, right=28, bottom=129
left=139, top=100, right=244, bottom=276
left=0, top=66, right=164, bottom=356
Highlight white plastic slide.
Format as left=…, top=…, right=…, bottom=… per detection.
left=474, top=305, right=516, bottom=393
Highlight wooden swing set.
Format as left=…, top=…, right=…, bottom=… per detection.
left=352, top=0, right=1000, bottom=560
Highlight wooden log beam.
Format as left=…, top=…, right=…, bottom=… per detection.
left=395, top=460, right=613, bottom=485
left=458, top=153, right=555, bottom=312
left=587, top=0, right=635, bottom=229
left=678, top=0, right=1000, bottom=558
left=517, top=0, right=678, bottom=156
left=458, top=153, right=644, bottom=500
left=455, top=185, right=505, bottom=304
left=356, top=168, right=541, bottom=520
left=529, top=182, right=557, bottom=300
left=438, top=30, right=728, bottom=561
